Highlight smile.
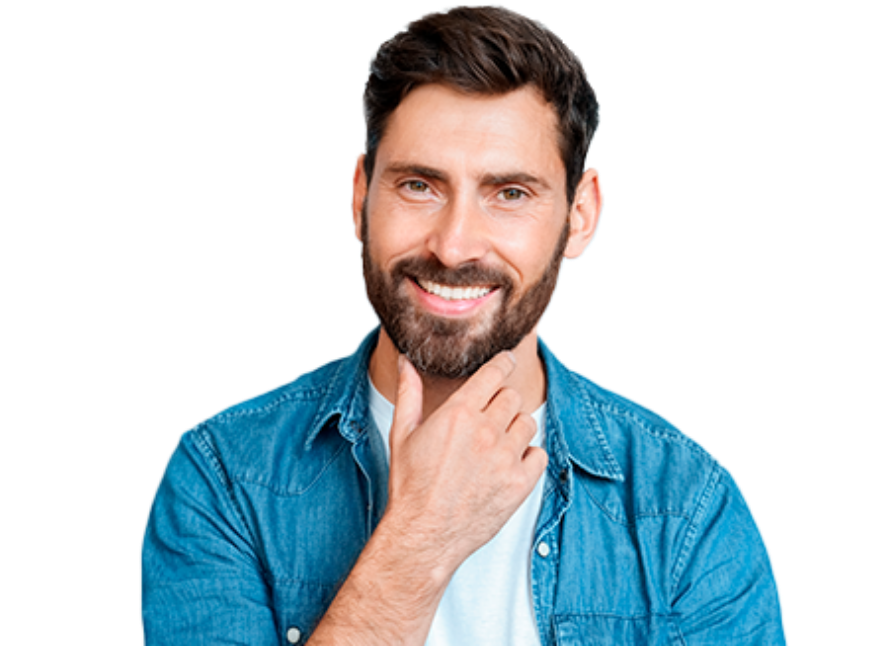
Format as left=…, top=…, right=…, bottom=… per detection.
left=416, top=279, right=494, bottom=301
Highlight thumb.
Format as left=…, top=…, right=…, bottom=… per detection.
left=390, top=354, right=423, bottom=449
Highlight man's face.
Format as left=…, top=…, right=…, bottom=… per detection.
left=356, top=84, right=584, bottom=379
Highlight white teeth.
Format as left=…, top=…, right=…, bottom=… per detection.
left=419, top=279, right=491, bottom=301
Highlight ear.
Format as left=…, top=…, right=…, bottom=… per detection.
left=564, top=168, right=602, bottom=259
left=352, top=154, right=368, bottom=242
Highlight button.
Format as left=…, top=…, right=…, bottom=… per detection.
left=559, top=470, right=568, bottom=482
left=537, top=541, right=550, bottom=557
left=286, top=626, right=302, bottom=643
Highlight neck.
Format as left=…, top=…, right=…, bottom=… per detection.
left=369, top=328, right=546, bottom=420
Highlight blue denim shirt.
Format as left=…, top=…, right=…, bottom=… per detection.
left=143, top=330, right=784, bottom=645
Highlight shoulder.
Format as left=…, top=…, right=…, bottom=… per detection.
left=181, top=356, right=354, bottom=495
left=547, top=350, right=725, bottom=527
left=575, top=371, right=714, bottom=470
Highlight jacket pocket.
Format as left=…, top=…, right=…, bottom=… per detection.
left=554, top=613, right=676, bottom=645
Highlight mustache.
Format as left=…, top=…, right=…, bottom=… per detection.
left=391, top=256, right=513, bottom=290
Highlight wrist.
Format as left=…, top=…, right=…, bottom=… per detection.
left=367, top=510, right=458, bottom=595
left=309, top=515, right=451, bottom=646
left=378, top=503, right=469, bottom=596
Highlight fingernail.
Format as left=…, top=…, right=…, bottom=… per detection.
left=506, top=351, right=517, bottom=366
left=397, top=354, right=406, bottom=373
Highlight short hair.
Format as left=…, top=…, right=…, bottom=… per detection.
left=363, top=6, right=599, bottom=205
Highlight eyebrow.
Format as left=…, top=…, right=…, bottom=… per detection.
left=383, top=163, right=549, bottom=190
left=481, top=172, right=549, bottom=190
left=384, top=163, right=449, bottom=183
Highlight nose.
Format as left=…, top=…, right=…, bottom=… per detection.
left=425, top=194, right=490, bottom=268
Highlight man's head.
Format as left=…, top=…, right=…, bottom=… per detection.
left=355, top=8, right=601, bottom=380
left=363, top=6, right=598, bottom=207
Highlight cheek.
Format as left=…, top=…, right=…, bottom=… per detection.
left=493, top=227, right=561, bottom=285
left=366, top=214, right=423, bottom=268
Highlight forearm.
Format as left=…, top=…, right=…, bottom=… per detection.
left=308, top=517, right=452, bottom=646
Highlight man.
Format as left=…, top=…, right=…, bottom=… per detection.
left=143, top=7, right=784, bottom=645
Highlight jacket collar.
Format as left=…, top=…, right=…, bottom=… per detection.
left=305, top=329, right=624, bottom=483
left=539, top=340, right=625, bottom=483
left=304, top=330, right=379, bottom=451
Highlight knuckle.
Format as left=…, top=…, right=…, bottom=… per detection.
left=489, top=388, right=515, bottom=412
left=471, top=430, right=495, bottom=454
left=480, top=363, right=505, bottom=384
left=509, top=467, right=532, bottom=493
left=511, top=412, right=534, bottom=436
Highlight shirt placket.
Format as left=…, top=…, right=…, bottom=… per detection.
left=531, top=464, right=571, bottom=645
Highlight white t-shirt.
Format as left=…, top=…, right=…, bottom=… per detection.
left=368, top=380, right=546, bottom=646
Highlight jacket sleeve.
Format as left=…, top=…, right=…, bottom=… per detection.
left=670, top=466, right=785, bottom=645
left=142, top=428, right=280, bottom=645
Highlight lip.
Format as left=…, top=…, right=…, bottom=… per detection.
left=407, top=277, right=499, bottom=317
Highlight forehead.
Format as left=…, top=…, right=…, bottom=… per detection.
left=376, top=84, right=565, bottom=181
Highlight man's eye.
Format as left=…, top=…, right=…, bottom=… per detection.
left=405, top=180, right=429, bottom=192
left=499, top=187, right=525, bottom=200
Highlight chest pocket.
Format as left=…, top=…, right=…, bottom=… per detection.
left=554, top=614, right=676, bottom=646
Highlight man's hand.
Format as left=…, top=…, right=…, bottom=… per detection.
left=309, top=352, right=547, bottom=645
left=383, top=352, right=548, bottom=578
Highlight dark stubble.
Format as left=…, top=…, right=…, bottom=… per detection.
left=362, top=205, right=569, bottom=379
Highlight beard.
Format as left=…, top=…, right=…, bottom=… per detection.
left=362, top=205, right=568, bottom=380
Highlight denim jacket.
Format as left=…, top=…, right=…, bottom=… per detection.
left=143, top=330, right=784, bottom=645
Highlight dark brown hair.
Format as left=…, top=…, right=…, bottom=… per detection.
left=363, top=6, right=599, bottom=205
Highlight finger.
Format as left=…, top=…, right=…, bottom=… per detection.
left=506, top=412, right=539, bottom=449
left=485, top=387, right=523, bottom=428
left=390, top=354, right=423, bottom=452
left=520, top=446, right=548, bottom=486
left=454, top=351, right=517, bottom=410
